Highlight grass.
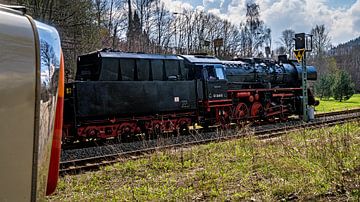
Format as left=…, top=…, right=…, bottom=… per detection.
left=48, top=122, right=360, bottom=201
left=315, top=94, right=360, bottom=113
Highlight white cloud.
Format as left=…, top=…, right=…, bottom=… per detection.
left=350, top=0, right=360, bottom=32
left=160, top=0, right=194, bottom=13
left=227, top=0, right=248, bottom=23
left=208, top=8, right=228, bottom=19
left=226, top=0, right=360, bottom=45
left=203, top=0, right=215, bottom=7
left=160, top=0, right=359, bottom=45
left=195, top=5, right=206, bottom=12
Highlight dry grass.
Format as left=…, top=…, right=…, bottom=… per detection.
left=48, top=122, right=360, bottom=201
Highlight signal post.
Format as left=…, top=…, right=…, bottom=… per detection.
left=294, top=33, right=313, bottom=122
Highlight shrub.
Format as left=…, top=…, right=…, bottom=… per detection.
left=315, top=74, right=334, bottom=100
left=332, top=70, right=355, bottom=102
left=315, top=70, right=355, bottom=102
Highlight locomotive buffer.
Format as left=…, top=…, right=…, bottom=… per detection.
left=294, top=33, right=313, bottom=122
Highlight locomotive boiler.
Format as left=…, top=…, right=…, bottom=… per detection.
left=220, top=57, right=318, bottom=123
left=225, top=57, right=317, bottom=89
left=62, top=50, right=318, bottom=143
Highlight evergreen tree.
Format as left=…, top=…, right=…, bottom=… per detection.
left=332, top=70, right=355, bottom=102
left=315, top=74, right=334, bottom=100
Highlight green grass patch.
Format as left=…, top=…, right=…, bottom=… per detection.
left=315, top=94, right=360, bottom=113
left=48, top=122, right=360, bottom=201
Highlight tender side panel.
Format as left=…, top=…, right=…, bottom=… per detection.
left=74, top=81, right=197, bottom=117
left=0, top=8, right=36, bottom=201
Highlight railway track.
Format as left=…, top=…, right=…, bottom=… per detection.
left=60, top=109, right=360, bottom=175
left=315, top=108, right=360, bottom=117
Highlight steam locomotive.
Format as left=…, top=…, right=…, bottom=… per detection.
left=62, top=49, right=318, bottom=143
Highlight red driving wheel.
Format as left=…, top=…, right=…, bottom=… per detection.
left=234, top=102, right=248, bottom=120
left=251, top=102, right=263, bottom=117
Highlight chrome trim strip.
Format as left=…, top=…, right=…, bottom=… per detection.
left=25, top=14, right=41, bottom=202
left=32, top=20, right=61, bottom=200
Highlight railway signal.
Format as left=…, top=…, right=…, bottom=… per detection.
left=293, top=49, right=305, bottom=62
left=294, top=33, right=313, bottom=122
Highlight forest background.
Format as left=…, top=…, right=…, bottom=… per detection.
left=1, top=0, right=359, bottom=96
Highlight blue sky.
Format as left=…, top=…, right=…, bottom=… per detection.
left=161, top=0, right=360, bottom=46
left=327, top=0, right=357, bottom=8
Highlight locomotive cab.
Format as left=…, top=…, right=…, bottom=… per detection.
left=181, top=55, right=232, bottom=126
left=201, top=64, right=228, bottom=100
left=181, top=55, right=228, bottom=101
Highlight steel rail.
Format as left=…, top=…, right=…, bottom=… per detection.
left=60, top=110, right=360, bottom=175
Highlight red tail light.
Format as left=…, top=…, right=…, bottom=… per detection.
left=46, top=51, right=64, bottom=195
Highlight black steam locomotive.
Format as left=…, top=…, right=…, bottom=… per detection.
left=63, top=50, right=318, bottom=142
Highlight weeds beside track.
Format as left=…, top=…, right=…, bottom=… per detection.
left=60, top=109, right=360, bottom=175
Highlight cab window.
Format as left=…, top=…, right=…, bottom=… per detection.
left=207, top=67, right=217, bottom=80
left=206, top=65, right=225, bottom=80
left=215, top=66, right=225, bottom=80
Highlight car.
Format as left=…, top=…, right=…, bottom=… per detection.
left=0, top=4, right=64, bottom=201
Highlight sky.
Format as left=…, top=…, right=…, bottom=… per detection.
left=160, top=0, right=360, bottom=47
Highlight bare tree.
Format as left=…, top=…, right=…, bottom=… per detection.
left=238, top=3, right=271, bottom=57
left=275, top=46, right=287, bottom=55
left=280, top=29, right=295, bottom=58
left=311, top=24, right=331, bottom=56
left=152, top=0, right=169, bottom=52
left=308, top=24, right=332, bottom=78
left=10, top=0, right=276, bottom=71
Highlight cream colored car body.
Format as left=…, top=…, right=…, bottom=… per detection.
left=0, top=5, right=61, bottom=201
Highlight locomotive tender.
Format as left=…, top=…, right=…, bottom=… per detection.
left=63, top=49, right=318, bottom=142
